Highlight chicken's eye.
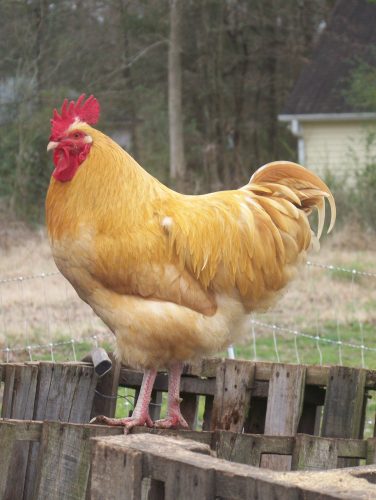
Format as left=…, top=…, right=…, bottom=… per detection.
left=72, top=132, right=81, bottom=139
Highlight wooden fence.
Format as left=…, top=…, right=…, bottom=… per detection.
left=3, top=420, right=376, bottom=499
left=1, top=357, right=376, bottom=498
left=94, top=357, right=375, bottom=468
left=91, top=433, right=376, bottom=500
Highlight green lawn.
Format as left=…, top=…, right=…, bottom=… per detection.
left=234, top=321, right=376, bottom=369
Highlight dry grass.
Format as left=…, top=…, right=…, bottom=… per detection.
left=0, top=218, right=375, bottom=364
left=0, top=219, right=111, bottom=353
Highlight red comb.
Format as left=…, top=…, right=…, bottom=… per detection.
left=50, top=94, right=100, bottom=140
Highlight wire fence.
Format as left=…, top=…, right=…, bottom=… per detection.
left=0, top=259, right=375, bottom=367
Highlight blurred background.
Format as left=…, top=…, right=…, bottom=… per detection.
left=0, top=0, right=375, bottom=369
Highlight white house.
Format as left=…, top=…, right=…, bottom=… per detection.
left=279, top=0, right=376, bottom=181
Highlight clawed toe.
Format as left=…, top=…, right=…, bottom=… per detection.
left=154, top=414, right=189, bottom=429
left=90, top=414, right=154, bottom=433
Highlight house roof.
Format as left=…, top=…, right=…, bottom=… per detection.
left=282, top=0, right=376, bottom=115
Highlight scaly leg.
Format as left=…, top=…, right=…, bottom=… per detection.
left=154, top=362, right=189, bottom=429
left=91, top=368, right=157, bottom=433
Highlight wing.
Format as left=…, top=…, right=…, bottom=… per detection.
left=160, top=188, right=312, bottom=308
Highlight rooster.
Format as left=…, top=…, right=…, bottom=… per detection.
left=46, top=95, right=335, bottom=430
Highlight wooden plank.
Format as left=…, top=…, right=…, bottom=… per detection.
left=32, top=362, right=58, bottom=420
left=91, top=441, right=141, bottom=500
left=337, top=438, right=366, bottom=459
left=6, top=358, right=376, bottom=389
left=0, top=421, right=42, bottom=500
left=321, top=366, right=366, bottom=438
left=366, top=438, right=376, bottom=464
left=34, top=422, right=123, bottom=500
left=1, top=363, right=38, bottom=419
left=260, top=363, right=306, bottom=471
left=131, top=426, right=212, bottom=446
left=183, top=358, right=222, bottom=378
left=164, top=460, right=215, bottom=499
left=215, top=431, right=294, bottom=467
left=91, top=435, right=214, bottom=500
left=68, top=364, right=98, bottom=423
left=291, top=434, right=338, bottom=470
left=91, top=353, right=121, bottom=419
left=120, top=368, right=216, bottom=396
left=0, top=420, right=42, bottom=440
left=186, top=359, right=376, bottom=390
left=211, top=360, right=254, bottom=432
left=321, top=366, right=366, bottom=467
left=1, top=364, right=15, bottom=417
left=131, top=425, right=367, bottom=464
left=0, top=423, right=16, bottom=500
left=1, top=364, right=39, bottom=499
left=23, top=363, right=97, bottom=499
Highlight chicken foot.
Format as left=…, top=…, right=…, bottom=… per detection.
left=91, top=368, right=157, bottom=433
left=154, top=362, right=189, bottom=429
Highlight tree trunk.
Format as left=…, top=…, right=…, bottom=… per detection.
left=168, top=0, right=186, bottom=189
left=119, top=0, right=140, bottom=161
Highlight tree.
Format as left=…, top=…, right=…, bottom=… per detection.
left=168, top=0, right=186, bottom=189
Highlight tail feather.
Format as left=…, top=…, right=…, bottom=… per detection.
left=248, top=161, right=336, bottom=239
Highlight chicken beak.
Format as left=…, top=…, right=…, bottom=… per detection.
left=47, top=141, right=59, bottom=152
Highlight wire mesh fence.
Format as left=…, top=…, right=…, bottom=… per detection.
left=0, top=259, right=375, bottom=367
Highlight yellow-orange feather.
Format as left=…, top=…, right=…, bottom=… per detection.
left=46, top=125, right=335, bottom=368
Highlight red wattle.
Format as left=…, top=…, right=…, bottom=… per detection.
left=52, top=144, right=91, bottom=182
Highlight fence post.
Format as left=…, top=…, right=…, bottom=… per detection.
left=211, top=359, right=254, bottom=432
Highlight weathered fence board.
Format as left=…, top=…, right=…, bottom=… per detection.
left=34, top=422, right=122, bottom=500
left=322, top=366, right=367, bottom=439
left=1, top=364, right=39, bottom=500
left=260, top=363, right=306, bottom=470
left=32, top=362, right=97, bottom=423
left=322, top=365, right=366, bottom=467
left=0, top=362, right=97, bottom=500
left=1, top=363, right=38, bottom=419
left=215, top=431, right=295, bottom=467
left=292, top=434, right=338, bottom=471
left=211, top=359, right=254, bottom=432
left=0, top=420, right=123, bottom=500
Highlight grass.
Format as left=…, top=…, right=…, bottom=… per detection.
left=234, top=321, right=376, bottom=369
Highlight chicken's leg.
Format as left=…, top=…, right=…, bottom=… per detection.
left=154, top=362, right=189, bottom=429
left=91, top=368, right=157, bottom=432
